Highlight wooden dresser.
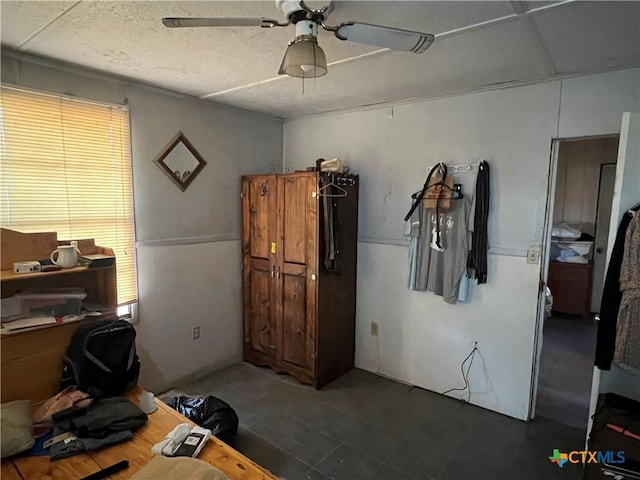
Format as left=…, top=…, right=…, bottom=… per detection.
left=547, top=261, right=593, bottom=317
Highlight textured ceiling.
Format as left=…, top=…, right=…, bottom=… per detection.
left=2, top=1, right=639, bottom=118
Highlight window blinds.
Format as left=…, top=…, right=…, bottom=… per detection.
left=0, top=86, right=137, bottom=305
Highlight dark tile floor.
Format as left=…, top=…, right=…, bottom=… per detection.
left=536, top=314, right=598, bottom=429
left=166, top=362, right=587, bottom=480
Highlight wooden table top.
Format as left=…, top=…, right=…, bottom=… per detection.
left=2, top=387, right=277, bottom=480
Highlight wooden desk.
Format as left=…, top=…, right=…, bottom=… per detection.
left=1, top=254, right=117, bottom=409
left=3, top=388, right=277, bottom=480
left=1, top=318, right=96, bottom=411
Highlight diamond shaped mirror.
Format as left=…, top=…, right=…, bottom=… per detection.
left=153, top=131, right=207, bottom=192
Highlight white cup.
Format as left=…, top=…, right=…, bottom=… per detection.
left=139, top=391, right=157, bottom=414
left=50, top=244, right=80, bottom=268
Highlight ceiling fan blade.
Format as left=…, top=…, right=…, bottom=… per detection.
left=335, top=22, right=434, bottom=53
left=162, top=17, right=265, bottom=28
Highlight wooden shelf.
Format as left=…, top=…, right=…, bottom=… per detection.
left=1, top=246, right=118, bottom=407
left=1, top=265, right=111, bottom=281
left=1, top=260, right=116, bottom=309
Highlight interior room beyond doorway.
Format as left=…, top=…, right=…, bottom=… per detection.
left=536, top=135, right=619, bottom=429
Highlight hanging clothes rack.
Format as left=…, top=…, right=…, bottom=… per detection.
left=425, top=158, right=482, bottom=174
left=316, top=174, right=347, bottom=198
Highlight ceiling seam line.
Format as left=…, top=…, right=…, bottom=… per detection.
left=517, top=20, right=557, bottom=76
left=200, top=48, right=390, bottom=99
left=200, top=1, right=576, bottom=99
left=201, top=14, right=524, bottom=98
left=18, top=0, right=83, bottom=51
left=428, top=0, right=576, bottom=41
left=510, top=1, right=557, bottom=76
left=201, top=77, right=284, bottom=99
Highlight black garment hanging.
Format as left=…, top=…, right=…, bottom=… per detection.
left=467, top=161, right=490, bottom=284
left=320, top=174, right=342, bottom=272
left=405, top=163, right=448, bottom=248
left=595, top=204, right=640, bottom=370
left=405, top=163, right=446, bottom=220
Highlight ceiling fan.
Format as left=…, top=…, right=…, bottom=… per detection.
left=162, top=0, right=434, bottom=78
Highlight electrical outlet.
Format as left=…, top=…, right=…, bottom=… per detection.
left=526, top=247, right=540, bottom=264
left=370, top=322, right=379, bottom=337
left=192, top=326, right=200, bottom=340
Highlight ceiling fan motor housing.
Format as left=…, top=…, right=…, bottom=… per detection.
left=276, top=0, right=329, bottom=37
left=275, top=0, right=309, bottom=18
left=295, top=20, right=317, bottom=37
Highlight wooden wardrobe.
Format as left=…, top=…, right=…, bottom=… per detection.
left=241, top=171, right=359, bottom=388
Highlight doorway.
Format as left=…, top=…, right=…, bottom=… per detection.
left=535, top=135, right=619, bottom=428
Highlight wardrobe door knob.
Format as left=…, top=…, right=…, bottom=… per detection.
left=596, top=247, right=604, bottom=254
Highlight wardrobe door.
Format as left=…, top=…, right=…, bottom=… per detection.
left=275, top=173, right=318, bottom=380
left=242, top=175, right=277, bottom=365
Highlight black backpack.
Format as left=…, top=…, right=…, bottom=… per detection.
left=60, top=319, right=140, bottom=398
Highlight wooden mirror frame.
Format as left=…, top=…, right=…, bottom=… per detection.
left=153, top=131, right=207, bottom=192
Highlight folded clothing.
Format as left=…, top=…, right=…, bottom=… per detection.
left=551, top=239, right=593, bottom=263
left=562, top=255, right=589, bottom=264
left=50, top=396, right=147, bottom=460
left=552, top=223, right=582, bottom=239
left=50, top=429, right=132, bottom=460
left=53, top=396, right=147, bottom=439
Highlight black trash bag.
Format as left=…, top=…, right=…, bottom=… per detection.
left=165, top=396, right=238, bottom=440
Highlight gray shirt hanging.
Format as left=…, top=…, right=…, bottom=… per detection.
left=409, top=198, right=471, bottom=304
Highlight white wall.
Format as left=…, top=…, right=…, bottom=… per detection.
left=1, top=52, right=283, bottom=392
left=3, top=51, right=637, bottom=416
left=284, top=69, right=640, bottom=420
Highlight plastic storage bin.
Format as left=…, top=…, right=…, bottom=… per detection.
left=550, top=240, right=593, bottom=264
left=15, top=288, right=87, bottom=317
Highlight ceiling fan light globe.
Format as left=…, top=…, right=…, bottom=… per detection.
left=278, top=35, right=328, bottom=78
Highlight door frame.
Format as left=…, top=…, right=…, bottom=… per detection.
left=591, top=163, right=617, bottom=312
left=528, top=133, right=621, bottom=420
left=528, top=138, right=560, bottom=420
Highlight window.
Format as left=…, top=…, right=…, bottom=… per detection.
left=0, top=86, right=137, bottom=305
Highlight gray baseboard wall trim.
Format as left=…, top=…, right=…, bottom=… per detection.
left=137, top=234, right=240, bottom=248
left=357, top=235, right=527, bottom=257
left=136, top=234, right=526, bottom=256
